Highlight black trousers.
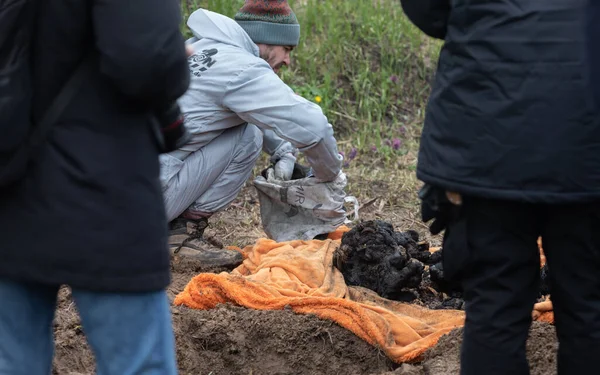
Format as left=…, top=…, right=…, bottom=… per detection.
left=442, top=197, right=600, bottom=374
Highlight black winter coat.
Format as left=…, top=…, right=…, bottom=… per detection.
left=0, top=0, right=190, bottom=292
left=402, top=0, right=600, bottom=203
left=588, top=1, right=600, bottom=108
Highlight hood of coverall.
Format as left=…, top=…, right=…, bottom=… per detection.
left=186, top=8, right=260, bottom=58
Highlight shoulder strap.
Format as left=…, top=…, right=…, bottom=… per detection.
left=29, top=50, right=95, bottom=148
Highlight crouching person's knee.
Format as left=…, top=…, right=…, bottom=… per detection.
left=188, top=125, right=263, bottom=215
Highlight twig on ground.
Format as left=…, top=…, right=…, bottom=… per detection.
left=358, top=197, right=379, bottom=213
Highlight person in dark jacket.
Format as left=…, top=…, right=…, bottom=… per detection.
left=588, top=0, right=600, bottom=108
left=0, top=1, right=190, bottom=373
left=402, top=0, right=600, bottom=374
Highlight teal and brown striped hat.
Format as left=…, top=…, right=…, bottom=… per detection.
left=234, top=0, right=300, bottom=46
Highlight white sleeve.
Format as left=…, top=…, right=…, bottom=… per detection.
left=262, top=129, right=298, bottom=162
left=222, top=63, right=342, bottom=181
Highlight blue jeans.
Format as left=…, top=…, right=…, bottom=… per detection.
left=0, top=279, right=177, bottom=375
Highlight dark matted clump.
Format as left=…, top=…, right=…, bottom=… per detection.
left=334, top=220, right=463, bottom=308
left=334, top=220, right=428, bottom=301
left=334, top=220, right=551, bottom=310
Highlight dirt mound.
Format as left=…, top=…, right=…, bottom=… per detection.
left=53, top=288, right=95, bottom=374
left=51, top=220, right=557, bottom=374
left=173, top=304, right=395, bottom=375
left=421, top=321, right=557, bottom=375
left=51, top=287, right=395, bottom=375
left=526, top=322, right=559, bottom=374
left=376, top=322, right=557, bottom=375
left=52, top=233, right=398, bottom=375
left=376, top=364, right=425, bottom=375
left=167, top=243, right=244, bottom=301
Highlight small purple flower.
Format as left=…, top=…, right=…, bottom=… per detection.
left=399, top=126, right=407, bottom=135
left=370, top=145, right=377, bottom=152
left=348, top=148, right=358, bottom=160
left=384, top=139, right=392, bottom=147
left=339, top=151, right=345, bottom=158
left=343, top=161, right=350, bottom=168
left=392, top=138, right=402, bottom=150
left=390, top=75, right=399, bottom=83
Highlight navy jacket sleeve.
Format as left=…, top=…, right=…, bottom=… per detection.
left=400, top=0, right=451, bottom=40
left=92, top=0, right=190, bottom=109
left=587, top=1, right=600, bottom=108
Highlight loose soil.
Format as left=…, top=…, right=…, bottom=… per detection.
left=172, top=304, right=394, bottom=375
left=51, top=214, right=558, bottom=375
left=53, top=281, right=397, bottom=375
left=53, top=282, right=558, bottom=375
left=53, top=249, right=397, bottom=375
left=377, top=322, right=557, bottom=375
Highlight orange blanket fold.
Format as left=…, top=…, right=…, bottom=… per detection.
left=174, top=228, right=554, bottom=363
left=174, top=227, right=465, bottom=363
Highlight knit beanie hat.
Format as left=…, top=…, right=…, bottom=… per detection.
left=234, top=0, right=300, bottom=46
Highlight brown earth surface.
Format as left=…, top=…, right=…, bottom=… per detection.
left=52, top=252, right=559, bottom=375
left=51, top=186, right=559, bottom=375
left=413, top=322, right=557, bottom=375
left=52, top=279, right=558, bottom=375
left=53, top=282, right=398, bottom=375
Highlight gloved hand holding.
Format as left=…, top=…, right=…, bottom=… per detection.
left=418, top=184, right=462, bottom=235
left=274, top=152, right=296, bottom=180
left=302, top=140, right=344, bottom=182
left=155, top=101, right=191, bottom=153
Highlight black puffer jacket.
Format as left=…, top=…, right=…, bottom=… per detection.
left=402, top=0, right=600, bottom=203
left=0, top=0, right=190, bottom=292
left=588, top=1, right=600, bottom=108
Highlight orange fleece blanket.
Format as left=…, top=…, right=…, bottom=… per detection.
left=174, top=228, right=553, bottom=363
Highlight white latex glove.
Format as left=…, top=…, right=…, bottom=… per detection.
left=274, top=152, right=296, bottom=180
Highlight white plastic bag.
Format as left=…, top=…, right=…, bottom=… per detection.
left=253, top=166, right=358, bottom=242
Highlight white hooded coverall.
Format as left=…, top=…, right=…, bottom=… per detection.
left=160, top=9, right=343, bottom=222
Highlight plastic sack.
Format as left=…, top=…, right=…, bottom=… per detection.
left=253, top=164, right=358, bottom=242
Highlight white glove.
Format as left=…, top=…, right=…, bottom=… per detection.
left=330, top=170, right=348, bottom=190
left=274, top=152, right=296, bottom=180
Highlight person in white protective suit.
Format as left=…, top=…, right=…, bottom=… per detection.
left=162, top=0, right=344, bottom=256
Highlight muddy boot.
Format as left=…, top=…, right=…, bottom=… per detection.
left=169, top=216, right=211, bottom=252
left=169, top=217, right=242, bottom=269
left=168, top=217, right=194, bottom=251
left=168, top=217, right=209, bottom=251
